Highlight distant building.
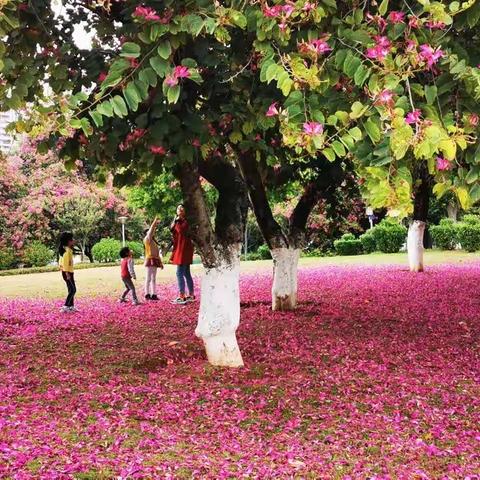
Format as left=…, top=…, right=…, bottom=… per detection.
left=0, top=111, right=18, bottom=153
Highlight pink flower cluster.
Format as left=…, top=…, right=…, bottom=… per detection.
left=165, top=66, right=191, bottom=87
left=418, top=44, right=444, bottom=68
left=298, top=38, right=332, bottom=56
left=1, top=265, right=480, bottom=476
left=303, top=121, right=323, bottom=135
left=405, top=109, right=421, bottom=125
left=366, top=36, right=391, bottom=61
left=119, top=128, right=146, bottom=151
left=133, top=6, right=161, bottom=22
left=436, top=156, right=451, bottom=171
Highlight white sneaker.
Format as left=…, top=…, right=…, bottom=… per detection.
left=60, top=306, right=70, bottom=313
left=69, top=307, right=78, bottom=312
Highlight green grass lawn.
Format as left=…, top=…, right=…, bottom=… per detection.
left=0, top=250, right=478, bottom=299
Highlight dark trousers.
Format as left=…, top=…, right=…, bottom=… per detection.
left=62, top=272, right=76, bottom=307
left=121, top=277, right=138, bottom=302
left=176, top=265, right=194, bottom=296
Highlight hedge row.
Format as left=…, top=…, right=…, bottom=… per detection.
left=430, top=216, right=480, bottom=252
left=334, top=221, right=407, bottom=256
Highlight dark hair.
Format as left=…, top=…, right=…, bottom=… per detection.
left=58, top=232, right=73, bottom=256
left=143, top=228, right=149, bottom=236
left=119, top=246, right=130, bottom=258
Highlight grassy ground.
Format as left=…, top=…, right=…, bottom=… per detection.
left=0, top=250, right=478, bottom=299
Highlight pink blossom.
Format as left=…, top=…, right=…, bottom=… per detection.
left=376, top=89, right=395, bottom=106
left=98, top=71, right=107, bottom=83
left=174, top=65, right=190, bottom=79
left=426, top=20, right=446, bottom=30
left=468, top=113, right=479, bottom=127
left=133, top=6, right=161, bottom=22
left=266, top=102, right=280, bottom=117
left=405, top=109, right=421, bottom=124
left=388, top=11, right=405, bottom=24
left=303, top=121, right=323, bottom=135
left=282, top=4, right=295, bottom=17
left=366, top=36, right=391, bottom=61
left=302, top=2, right=316, bottom=12
left=165, top=75, right=178, bottom=87
left=192, top=138, right=201, bottom=147
left=150, top=145, right=166, bottom=155
left=418, top=44, right=444, bottom=68
left=299, top=38, right=332, bottom=56
left=408, top=16, right=420, bottom=28
left=436, top=156, right=451, bottom=170
left=263, top=4, right=283, bottom=17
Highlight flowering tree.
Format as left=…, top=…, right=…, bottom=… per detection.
left=1, top=141, right=136, bottom=262
left=2, top=0, right=480, bottom=363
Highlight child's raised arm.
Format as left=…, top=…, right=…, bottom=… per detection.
left=144, top=217, right=159, bottom=241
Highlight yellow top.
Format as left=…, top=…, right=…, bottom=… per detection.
left=144, top=237, right=160, bottom=259
left=60, top=247, right=74, bottom=273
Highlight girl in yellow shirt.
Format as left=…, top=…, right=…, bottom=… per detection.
left=59, top=232, right=77, bottom=313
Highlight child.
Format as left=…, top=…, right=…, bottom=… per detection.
left=119, top=246, right=140, bottom=305
left=58, top=232, right=77, bottom=313
left=143, top=217, right=163, bottom=300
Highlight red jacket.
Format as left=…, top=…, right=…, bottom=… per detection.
left=170, top=219, right=194, bottom=265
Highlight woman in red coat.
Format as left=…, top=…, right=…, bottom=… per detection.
left=170, top=204, right=195, bottom=304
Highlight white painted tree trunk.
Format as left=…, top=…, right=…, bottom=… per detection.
left=196, top=246, right=244, bottom=367
left=407, top=220, right=426, bottom=272
left=271, top=247, right=301, bottom=311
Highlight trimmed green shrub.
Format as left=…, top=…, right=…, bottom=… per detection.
left=92, top=238, right=122, bottom=263
left=457, top=223, right=480, bottom=252
left=462, top=214, right=480, bottom=225
left=430, top=219, right=458, bottom=250
left=22, top=241, right=53, bottom=267
left=371, top=220, right=407, bottom=253
left=360, top=232, right=376, bottom=253
left=334, top=233, right=363, bottom=256
left=0, top=247, right=18, bottom=270
left=257, top=244, right=272, bottom=260
left=128, top=241, right=144, bottom=259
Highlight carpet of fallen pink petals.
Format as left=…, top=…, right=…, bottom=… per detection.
left=1, top=264, right=480, bottom=479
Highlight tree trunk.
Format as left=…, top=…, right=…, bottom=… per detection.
left=196, top=245, right=243, bottom=367
left=271, top=247, right=300, bottom=311
left=447, top=201, right=458, bottom=221
left=409, top=165, right=431, bottom=272
left=407, top=220, right=426, bottom=272
left=178, top=158, right=247, bottom=367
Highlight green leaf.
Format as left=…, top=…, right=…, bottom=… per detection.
left=124, top=82, right=141, bottom=111
left=230, top=10, right=247, bottom=28
left=266, top=63, right=280, bottom=83
left=179, top=144, right=194, bottom=162
left=332, top=140, right=346, bottom=157
left=456, top=186, right=470, bottom=209
left=97, top=101, right=114, bottom=117
left=364, top=118, right=381, bottom=143
left=89, top=110, right=104, bottom=128
left=470, top=183, right=480, bottom=203
left=378, top=0, right=389, bottom=16
left=350, top=101, right=367, bottom=119
left=424, top=85, right=438, bottom=105
left=390, top=118, right=413, bottom=160
left=111, top=95, right=128, bottom=117
left=433, top=182, right=449, bottom=199
left=349, top=127, right=363, bottom=141
left=150, top=56, right=169, bottom=77
left=323, top=147, right=336, bottom=162
left=343, top=53, right=362, bottom=78
left=167, top=85, right=180, bottom=104
left=157, top=41, right=172, bottom=59
left=465, top=167, right=479, bottom=184
left=120, top=42, right=141, bottom=58
left=139, top=67, right=158, bottom=87
left=354, top=66, right=370, bottom=87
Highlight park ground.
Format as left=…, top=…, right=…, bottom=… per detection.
left=0, top=252, right=479, bottom=478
